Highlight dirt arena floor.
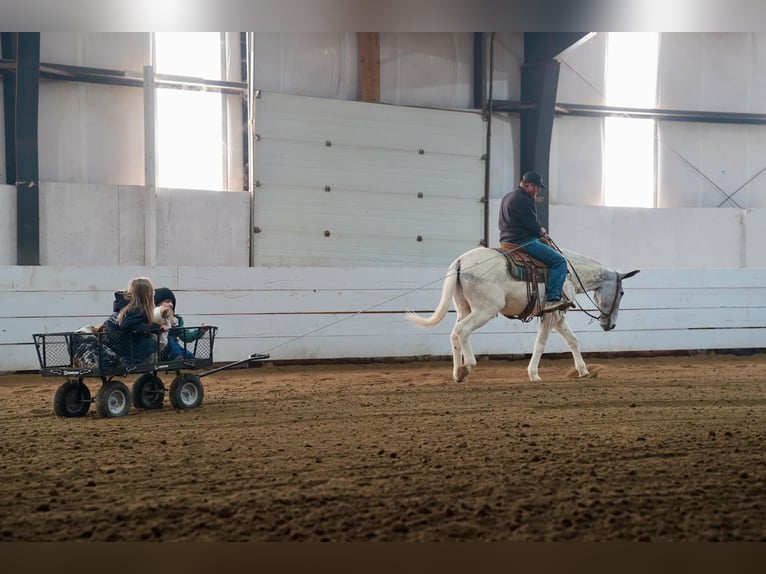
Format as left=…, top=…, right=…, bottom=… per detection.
left=1, top=351, right=765, bottom=542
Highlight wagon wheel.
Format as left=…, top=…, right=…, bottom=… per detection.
left=169, top=374, right=204, bottom=410
left=53, top=380, right=92, bottom=417
left=95, top=380, right=131, bottom=418
left=131, top=373, right=165, bottom=410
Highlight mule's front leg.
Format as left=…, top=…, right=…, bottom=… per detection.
left=528, top=314, right=555, bottom=381
left=553, top=315, right=590, bottom=378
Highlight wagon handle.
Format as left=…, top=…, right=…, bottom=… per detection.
left=197, top=353, right=270, bottom=378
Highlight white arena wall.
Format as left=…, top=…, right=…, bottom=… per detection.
left=3, top=191, right=766, bottom=372
left=2, top=263, right=766, bottom=373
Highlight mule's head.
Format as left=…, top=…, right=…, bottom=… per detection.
left=594, top=269, right=640, bottom=331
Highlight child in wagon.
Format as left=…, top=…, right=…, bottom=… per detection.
left=103, top=276, right=169, bottom=364
left=153, top=287, right=208, bottom=360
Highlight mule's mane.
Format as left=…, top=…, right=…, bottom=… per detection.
left=561, top=249, right=606, bottom=292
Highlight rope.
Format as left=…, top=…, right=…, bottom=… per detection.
left=260, top=238, right=612, bottom=356
left=260, top=243, right=533, bottom=355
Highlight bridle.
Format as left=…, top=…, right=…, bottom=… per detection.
left=548, top=238, right=622, bottom=323
left=567, top=264, right=621, bottom=323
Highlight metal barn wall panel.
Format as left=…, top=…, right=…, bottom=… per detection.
left=657, top=121, right=766, bottom=209
left=485, top=33, right=524, bottom=103
left=35, top=33, right=149, bottom=187
left=251, top=33, right=359, bottom=101
left=39, top=32, right=149, bottom=71
left=548, top=115, right=604, bottom=207
left=555, top=31, right=607, bottom=106
left=5, top=180, right=766, bottom=268
left=549, top=204, right=749, bottom=270
left=38, top=80, right=146, bottom=186
left=658, top=33, right=766, bottom=114
left=380, top=33, right=474, bottom=108
left=249, top=33, right=520, bottom=108
left=553, top=32, right=766, bottom=211
left=252, top=91, right=485, bottom=267
left=0, top=183, right=250, bottom=266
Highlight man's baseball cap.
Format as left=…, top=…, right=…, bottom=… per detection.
left=521, top=171, right=547, bottom=188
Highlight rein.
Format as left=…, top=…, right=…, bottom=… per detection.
left=548, top=237, right=618, bottom=322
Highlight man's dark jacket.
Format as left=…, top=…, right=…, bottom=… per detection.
left=499, top=187, right=544, bottom=244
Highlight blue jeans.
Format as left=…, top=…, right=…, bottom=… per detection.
left=164, top=336, right=194, bottom=360
left=521, top=239, right=567, bottom=301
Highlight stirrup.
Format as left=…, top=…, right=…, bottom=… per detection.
left=541, top=299, right=570, bottom=313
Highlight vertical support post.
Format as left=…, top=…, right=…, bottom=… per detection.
left=240, top=32, right=249, bottom=193
left=472, top=32, right=485, bottom=110
left=143, top=65, right=157, bottom=267
left=219, top=32, right=229, bottom=191
left=1, top=33, right=17, bottom=186
left=246, top=33, right=256, bottom=267
left=481, top=33, right=494, bottom=248
left=520, top=59, right=560, bottom=231
left=358, top=33, right=380, bottom=102
left=15, top=32, right=41, bottom=265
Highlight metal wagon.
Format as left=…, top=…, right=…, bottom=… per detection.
left=33, top=326, right=269, bottom=418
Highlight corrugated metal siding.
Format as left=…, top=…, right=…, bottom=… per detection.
left=252, top=92, right=485, bottom=267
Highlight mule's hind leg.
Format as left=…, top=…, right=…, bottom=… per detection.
left=451, top=309, right=496, bottom=383
left=552, top=314, right=590, bottom=378
left=450, top=325, right=469, bottom=383
left=450, top=290, right=472, bottom=382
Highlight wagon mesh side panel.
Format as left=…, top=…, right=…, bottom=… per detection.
left=104, top=331, right=160, bottom=365
left=189, top=326, right=216, bottom=366
left=33, top=334, right=73, bottom=369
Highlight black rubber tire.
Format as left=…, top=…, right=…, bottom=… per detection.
left=169, top=374, right=204, bottom=410
left=52, top=380, right=92, bottom=417
left=95, top=381, right=131, bottom=418
left=131, top=373, right=165, bottom=410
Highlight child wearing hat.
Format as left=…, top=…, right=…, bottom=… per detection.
left=153, top=287, right=207, bottom=360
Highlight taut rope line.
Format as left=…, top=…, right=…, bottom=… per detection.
left=260, top=243, right=535, bottom=355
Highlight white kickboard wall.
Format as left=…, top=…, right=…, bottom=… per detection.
left=2, top=265, right=764, bottom=373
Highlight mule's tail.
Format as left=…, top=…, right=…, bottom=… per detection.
left=405, top=259, right=459, bottom=328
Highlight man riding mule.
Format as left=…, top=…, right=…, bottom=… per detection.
left=405, top=169, right=640, bottom=382
left=499, top=171, right=571, bottom=314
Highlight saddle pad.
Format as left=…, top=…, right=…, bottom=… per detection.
left=494, top=243, right=548, bottom=283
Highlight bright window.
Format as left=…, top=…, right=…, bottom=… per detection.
left=153, top=33, right=226, bottom=191
left=604, top=33, right=658, bottom=208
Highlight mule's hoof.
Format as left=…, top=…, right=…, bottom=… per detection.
left=581, top=364, right=603, bottom=378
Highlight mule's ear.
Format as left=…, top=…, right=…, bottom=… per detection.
left=620, top=269, right=640, bottom=280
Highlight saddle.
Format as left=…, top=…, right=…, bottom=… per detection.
left=494, top=242, right=550, bottom=321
